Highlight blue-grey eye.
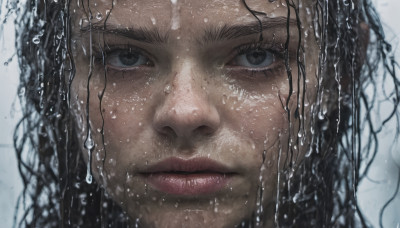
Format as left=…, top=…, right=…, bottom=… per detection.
left=107, top=50, right=151, bottom=68
left=235, top=50, right=274, bottom=68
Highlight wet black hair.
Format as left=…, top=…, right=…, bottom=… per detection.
left=8, top=0, right=400, bottom=227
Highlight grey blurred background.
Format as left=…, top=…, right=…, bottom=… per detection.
left=0, top=0, right=399, bottom=227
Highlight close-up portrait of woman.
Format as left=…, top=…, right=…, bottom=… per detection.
left=0, top=0, right=399, bottom=227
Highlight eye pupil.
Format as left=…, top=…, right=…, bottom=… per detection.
left=246, top=50, right=267, bottom=65
left=119, top=52, right=139, bottom=66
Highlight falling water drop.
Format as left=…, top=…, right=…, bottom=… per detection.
left=86, top=172, right=93, bottom=184
left=84, top=132, right=94, bottom=150
left=32, top=36, right=40, bottom=44
left=84, top=131, right=94, bottom=184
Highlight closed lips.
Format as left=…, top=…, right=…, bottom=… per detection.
left=140, top=157, right=236, bottom=195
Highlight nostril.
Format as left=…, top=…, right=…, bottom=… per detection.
left=195, top=125, right=215, bottom=135
left=160, top=126, right=177, bottom=137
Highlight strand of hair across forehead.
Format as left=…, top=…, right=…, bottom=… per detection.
left=241, top=0, right=266, bottom=42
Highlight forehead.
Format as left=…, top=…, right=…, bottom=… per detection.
left=72, top=0, right=313, bottom=32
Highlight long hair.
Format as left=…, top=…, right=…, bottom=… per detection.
left=8, top=0, right=399, bottom=227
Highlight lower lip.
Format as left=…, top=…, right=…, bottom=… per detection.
left=144, top=173, right=232, bottom=195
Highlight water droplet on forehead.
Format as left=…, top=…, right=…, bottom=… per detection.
left=96, top=12, right=103, bottom=20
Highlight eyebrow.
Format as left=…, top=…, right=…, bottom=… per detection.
left=80, top=23, right=169, bottom=44
left=200, top=16, right=297, bottom=44
left=79, top=16, right=296, bottom=45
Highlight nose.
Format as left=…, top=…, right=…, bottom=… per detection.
left=153, top=62, right=220, bottom=139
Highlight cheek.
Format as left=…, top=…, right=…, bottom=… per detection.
left=221, top=92, right=288, bottom=148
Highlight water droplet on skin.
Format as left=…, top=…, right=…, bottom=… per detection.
left=164, top=84, right=172, bottom=94
left=151, top=17, right=156, bottom=25
left=222, top=95, right=227, bottom=104
left=96, top=12, right=103, bottom=20
left=96, top=152, right=101, bottom=161
left=170, top=0, right=180, bottom=30
left=108, top=158, right=117, bottom=166
left=203, top=17, right=208, bottom=23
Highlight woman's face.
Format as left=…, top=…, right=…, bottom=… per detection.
left=71, top=0, right=318, bottom=227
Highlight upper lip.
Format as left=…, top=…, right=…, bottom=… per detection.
left=140, top=157, right=235, bottom=174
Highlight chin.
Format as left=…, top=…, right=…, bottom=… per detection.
left=129, top=205, right=253, bottom=228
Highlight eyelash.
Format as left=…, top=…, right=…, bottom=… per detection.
left=235, top=42, right=283, bottom=57
left=222, top=41, right=285, bottom=76
left=235, top=42, right=284, bottom=61
left=93, top=45, right=153, bottom=66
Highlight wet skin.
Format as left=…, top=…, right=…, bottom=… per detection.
left=71, top=0, right=318, bottom=227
